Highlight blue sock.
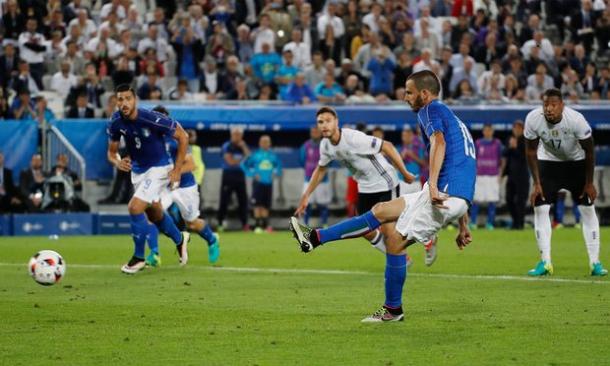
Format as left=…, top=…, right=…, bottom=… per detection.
left=130, top=214, right=148, bottom=259
left=487, top=203, right=496, bottom=226
left=384, top=253, right=407, bottom=308
left=470, top=204, right=479, bottom=225
left=573, top=205, right=581, bottom=223
left=304, top=205, right=311, bottom=225
left=320, top=205, right=329, bottom=226
left=317, top=211, right=380, bottom=244
left=147, top=223, right=159, bottom=254
left=155, top=212, right=182, bottom=245
left=199, top=224, right=216, bottom=246
left=555, top=199, right=565, bottom=223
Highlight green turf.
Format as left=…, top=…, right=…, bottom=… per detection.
left=1, top=228, right=609, bottom=365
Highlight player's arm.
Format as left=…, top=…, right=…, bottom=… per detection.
left=294, top=164, right=328, bottom=216
left=107, top=139, right=131, bottom=171
left=578, top=136, right=597, bottom=203
left=456, top=213, right=472, bottom=250
left=181, top=153, right=195, bottom=173
left=428, top=131, right=447, bottom=208
left=170, top=123, right=189, bottom=188
left=525, top=137, right=544, bottom=205
left=381, top=140, right=415, bottom=183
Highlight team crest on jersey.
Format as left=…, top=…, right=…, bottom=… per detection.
left=551, top=130, right=559, bottom=137
left=142, top=128, right=151, bottom=137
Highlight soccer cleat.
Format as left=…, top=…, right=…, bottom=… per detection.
left=527, top=260, right=553, bottom=276
left=145, top=252, right=161, bottom=267
left=591, top=262, right=608, bottom=276
left=424, top=235, right=438, bottom=267
left=485, top=223, right=494, bottom=231
left=289, top=216, right=318, bottom=253
left=468, top=223, right=477, bottom=231
left=361, top=306, right=404, bottom=323
left=176, top=231, right=190, bottom=266
left=121, top=256, right=146, bottom=274
left=265, top=226, right=274, bottom=233
left=208, top=234, right=220, bottom=264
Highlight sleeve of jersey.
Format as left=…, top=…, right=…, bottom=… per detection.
left=106, top=119, right=120, bottom=142
left=574, top=114, right=592, bottom=140
left=318, top=141, right=331, bottom=167
left=424, top=104, right=445, bottom=136
left=523, top=112, right=539, bottom=140
left=347, top=129, right=383, bottom=154
left=147, top=110, right=177, bottom=136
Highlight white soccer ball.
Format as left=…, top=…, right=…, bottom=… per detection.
left=28, top=250, right=66, bottom=286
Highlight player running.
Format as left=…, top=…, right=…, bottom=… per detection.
left=294, top=106, right=418, bottom=257
left=107, top=85, right=189, bottom=274
left=144, top=105, right=219, bottom=267
left=290, top=70, right=476, bottom=322
left=524, top=88, right=607, bottom=276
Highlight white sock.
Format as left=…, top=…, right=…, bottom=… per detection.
left=578, top=205, right=600, bottom=265
left=368, top=230, right=387, bottom=253
left=534, top=205, right=552, bottom=263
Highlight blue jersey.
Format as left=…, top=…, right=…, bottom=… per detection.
left=417, top=100, right=476, bottom=203
left=165, top=138, right=196, bottom=188
left=107, top=108, right=175, bottom=174
left=241, top=149, right=282, bottom=186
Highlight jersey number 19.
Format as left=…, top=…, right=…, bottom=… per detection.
left=458, top=120, right=476, bottom=159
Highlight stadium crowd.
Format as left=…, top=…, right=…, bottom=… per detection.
left=0, top=0, right=608, bottom=120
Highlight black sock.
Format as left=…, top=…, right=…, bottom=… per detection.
left=309, top=230, right=320, bottom=246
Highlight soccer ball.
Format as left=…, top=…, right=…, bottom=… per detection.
left=28, top=250, right=66, bottom=286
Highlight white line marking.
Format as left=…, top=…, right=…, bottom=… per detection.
left=0, top=263, right=606, bottom=285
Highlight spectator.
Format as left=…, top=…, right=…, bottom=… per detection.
left=0, top=41, right=20, bottom=89
left=264, top=0, right=292, bottom=49
left=10, top=61, right=39, bottom=96
left=471, top=124, right=503, bottom=229
left=138, top=48, right=164, bottom=78
left=217, top=127, right=250, bottom=231
left=569, top=44, right=589, bottom=77
left=449, top=42, right=475, bottom=69
left=438, top=46, right=454, bottom=96
left=354, top=32, right=394, bottom=76
left=252, top=13, right=275, bottom=54
left=518, top=14, right=541, bottom=45
left=378, top=17, right=397, bottom=48
left=169, top=79, right=195, bottom=101
left=521, top=31, right=554, bottom=64
left=66, top=92, right=94, bottom=118
left=502, top=120, right=528, bottom=229
left=220, top=55, right=245, bottom=97
left=581, top=62, right=598, bottom=94
left=452, top=79, right=478, bottom=101
left=451, top=15, right=474, bottom=50
left=450, top=58, right=478, bottom=94
left=561, top=68, right=585, bottom=101
left=49, top=153, right=82, bottom=192
left=236, top=24, right=254, bottom=64
left=19, top=20, right=47, bottom=86
left=51, top=61, right=78, bottom=100
left=570, top=0, right=597, bottom=53
left=316, top=1, right=345, bottom=60
left=100, top=0, right=126, bottom=20
left=0, top=152, right=24, bottom=213
left=241, top=134, right=282, bottom=233
left=596, top=66, right=610, bottom=98
left=475, top=32, right=502, bottom=65
left=137, top=25, right=170, bottom=63
left=19, top=154, right=46, bottom=213
left=504, top=74, right=525, bottom=102
left=206, top=20, right=235, bottom=66
left=67, top=64, right=105, bottom=108
left=172, top=26, right=204, bottom=93
left=250, top=42, right=281, bottom=85
left=2, top=0, right=25, bottom=40
left=0, top=90, right=11, bottom=119
left=477, top=60, right=506, bottom=96
left=393, top=51, right=413, bottom=92
left=336, top=58, right=366, bottom=90
left=57, top=40, right=86, bottom=77
left=295, top=3, right=318, bottom=53
left=362, top=2, right=384, bottom=34
left=284, top=73, right=316, bottom=104
left=342, top=0, right=362, bottom=57
left=415, top=18, right=440, bottom=59
left=187, top=4, right=207, bottom=42
left=283, top=28, right=311, bottom=69
left=344, top=74, right=375, bottom=103
left=526, top=63, right=554, bottom=101
left=413, top=48, right=440, bottom=73
left=201, top=57, right=223, bottom=100
left=506, top=55, right=528, bottom=89
left=34, top=96, right=56, bottom=124
left=275, top=50, right=300, bottom=100
left=225, top=76, right=251, bottom=101
left=304, top=51, right=326, bottom=89
left=87, top=26, right=121, bottom=60
left=137, top=71, right=162, bottom=100
left=10, top=89, right=36, bottom=120
left=367, top=48, right=395, bottom=96
left=102, top=95, right=117, bottom=118
left=315, top=73, right=345, bottom=103
left=67, top=9, right=96, bottom=44
left=111, top=57, right=135, bottom=89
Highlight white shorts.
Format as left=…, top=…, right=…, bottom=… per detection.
left=398, top=180, right=422, bottom=195
left=473, top=175, right=500, bottom=203
left=305, top=182, right=331, bottom=205
left=395, top=184, right=469, bottom=243
left=131, top=165, right=173, bottom=204
left=160, top=184, right=201, bottom=222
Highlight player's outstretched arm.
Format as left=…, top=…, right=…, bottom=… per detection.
left=578, top=136, right=597, bottom=203
left=428, top=131, right=447, bottom=208
left=295, top=165, right=327, bottom=216
left=456, top=213, right=472, bottom=250
left=381, top=140, right=415, bottom=183
left=525, top=138, right=544, bottom=206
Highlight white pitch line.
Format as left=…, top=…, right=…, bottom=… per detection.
left=1, top=262, right=607, bottom=285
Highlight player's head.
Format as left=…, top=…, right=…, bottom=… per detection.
left=310, top=125, right=321, bottom=140
left=541, top=88, right=563, bottom=124
left=404, top=70, right=441, bottom=112
left=115, top=84, right=137, bottom=119
left=316, top=106, right=339, bottom=138
left=230, top=127, right=244, bottom=143
left=152, top=105, right=170, bottom=116
left=371, top=126, right=384, bottom=139
left=259, top=135, right=271, bottom=150
left=482, top=123, right=494, bottom=139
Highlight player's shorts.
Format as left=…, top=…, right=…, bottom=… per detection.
left=473, top=175, right=500, bottom=203
left=131, top=165, right=172, bottom=204
left=537, top=160, right=591, bottom=206
left=304, top=181, right=331, bottom=205
left=399, top=180, right=422, bottom=194
left=357, top=184, right=401, bottom=214
left=252, top=181, right=272, bottom=209
left=395, top=183, right=469, bottom=243
left=160, top=184, right=201, bottom=222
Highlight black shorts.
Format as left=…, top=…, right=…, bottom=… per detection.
left=537, top=160, right=591, bottom=206
left=252, top=181, right=272, bottom=208
left=357, top=185, right=400, bottom=214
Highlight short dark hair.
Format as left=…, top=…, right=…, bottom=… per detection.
left=372, top=126, right=383, bottom=133
left=316, top=106, right=338, bottom=119
left=152, top=105, right=169, bottom=116
left=542, top=88, right=562, bottom=100
left=407, top=70, right=441, bottom=95
left=115, top=84, right=135, bottom=96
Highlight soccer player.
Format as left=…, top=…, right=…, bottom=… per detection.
left=107, top=85, right=189, bottom=274
left=524, top=88, right=607, bottom=276
left=300, top=126, right=331, bottom=226
left=294, top=106, right=417, bottom=256
left=241, top=135, right=282, bottom=233
left=145, top=105, right=219, bottom=266
left=399, top=126, right=427, bottom=194
left=290, top=70, right=476, bottom=322
left=470, top=124, right=503, bottom=230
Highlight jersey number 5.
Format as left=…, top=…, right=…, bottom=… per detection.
left=458, top=120, right=476, bottom=159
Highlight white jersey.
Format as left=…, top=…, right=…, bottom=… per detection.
left=319, top=128, right=398, bottom=193
left=524, top=106, right=592, bottom=161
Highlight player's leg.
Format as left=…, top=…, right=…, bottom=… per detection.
left=359, top=190, right=394, bottom=253
left=147, top=201, right=190, bottom=265
left=528, top=162, right=557, bottom=276
left=122, top=196, right=150, bottom=273
left=145, top=223, right=161, bottom=267
left=217, top=173, right=231, bottom=230
left=236, top=175, right=249, bottom=230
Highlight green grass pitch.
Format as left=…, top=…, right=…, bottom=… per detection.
left=1, top=228, right=609, bottom=365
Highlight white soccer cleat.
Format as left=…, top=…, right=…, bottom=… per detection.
left=177, top=231, right=190, bottom=266
left=424, top=235, right=438, bottom=267
left=289, top=217, right=317, bottom=253
left=361, top=306, right=404, bottom=323
left=121, top=257, right=146, bottom=274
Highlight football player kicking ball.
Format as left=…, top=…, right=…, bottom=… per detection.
left=142, top=105, right=219, bottom=267
left=294, top=106, right=432, bottom=263
left=107, top=85, right=190, bottom=274
left=525, top=88, right=607, bottom=276
left=290, top=70, right=476, bottom=322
